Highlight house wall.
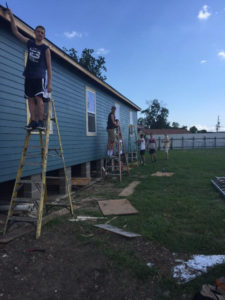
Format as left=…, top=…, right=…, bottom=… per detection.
left=0, top=22, right=138, bottom=183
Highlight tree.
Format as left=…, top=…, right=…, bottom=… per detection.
left=189, top=126, right=198, bottom=133
left=172, top=122, right=180, bottom=128
left=198, top=129, right=207, bottom=133
left=63, top=47, right=107, bottom=81
left=140, top=99, right=170, bottom=129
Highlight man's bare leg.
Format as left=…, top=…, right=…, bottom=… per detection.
left=35, top=95, right=44, bottom=121
left=28, top=97, right=36, bottom=121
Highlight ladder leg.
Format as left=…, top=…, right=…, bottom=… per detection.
left=36, top=102, right=51, bottom=239
left=39, top=132, right=48, bottom=204
left=3, top=131, right=31, bottom=235
left=52, top=100, right=74, bottom=216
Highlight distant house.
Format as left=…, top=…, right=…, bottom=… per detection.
left=138, top=128, right=189, bottom=136
left=0, top=7, right=141, bottom=197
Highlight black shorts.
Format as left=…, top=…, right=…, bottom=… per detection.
left=140, top=150, right=145, bottom=155
left=25, top=77, right=48, bottom=99
left=149, top=149, right=156, bottom=154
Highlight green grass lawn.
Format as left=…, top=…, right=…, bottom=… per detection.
left=113, top=148, right=225, bottom=254
left=45, top=149, right=225, bottom=299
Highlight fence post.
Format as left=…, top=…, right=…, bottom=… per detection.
left=171, top=137, right=173, bottom=150
left=182, top=136, right=184, bottom=149
left=204, top=136, right=206, bottom=148
left=192, top=136, right=195, bottom=149
left=158, top=137, right=161, bottom=150
left=214, top=136, right=216, bottom=148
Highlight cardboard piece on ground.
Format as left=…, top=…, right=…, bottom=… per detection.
left=98, top=199, right=138, bottom=216
left=151, top=171, right=174, bottom=177
left=95, top=224, right=141, bottom=238
left=119, top=181, right=140, bottom=197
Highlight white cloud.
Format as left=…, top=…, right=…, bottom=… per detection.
left=218, top=51, right=225, bottom=59
left=200, top=60, right=207, bottom=64
left=96, top=48, right=110, bottom=55
left=198, top=5, right=211, bottom=20
left=64, top=31, right=82, bottom=39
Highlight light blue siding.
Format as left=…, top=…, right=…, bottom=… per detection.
left=0, top=24, right=138, bottom=183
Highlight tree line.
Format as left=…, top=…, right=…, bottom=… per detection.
left=63, top=47, right=207, bottom=133
left=138, top=99, right=207, bottom=133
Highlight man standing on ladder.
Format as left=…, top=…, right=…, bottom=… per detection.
left=6, top=8, right=52, bottom=131
left=107, top=106, right=119, bottom=157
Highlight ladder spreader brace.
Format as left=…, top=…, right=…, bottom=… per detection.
left=3, top=99, right=74, bottom=239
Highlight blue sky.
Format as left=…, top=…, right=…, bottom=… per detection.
left=2, top=0, right=225, bottom=131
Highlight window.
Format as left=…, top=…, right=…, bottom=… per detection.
left=115, top=103, right=120, bottom=121
left=86, top=87, right=96, bottom=136
left=129, top=110, right=133, bottom=125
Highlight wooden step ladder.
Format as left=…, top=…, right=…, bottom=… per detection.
left=128, top=125, right=138, bottom=163
left=3, top=98, right=74, bottom=239
left=104, top=126, right=129, bottom=181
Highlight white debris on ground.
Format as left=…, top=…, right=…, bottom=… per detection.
left=69, top=216, right=105, bottom=222
left=173, top=255, right=225, bottom=283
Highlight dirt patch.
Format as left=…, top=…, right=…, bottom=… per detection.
left=0, top=178, right=193, bottom=299
left=0, top=221, right=157, bottom=300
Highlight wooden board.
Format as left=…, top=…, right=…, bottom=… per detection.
left=46, top=177, right=91, bottom=186
left=98, top=199, right=138, bottom=216
left=71, top=177, right=91, bottom=186
left=151, top=172, right=174, bottom=177
left=119, top=181, right=140, bottom=197
left=95, top=224, right=141, bottom=238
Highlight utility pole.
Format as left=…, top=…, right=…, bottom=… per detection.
left=216, top=116, right=221, bottom=132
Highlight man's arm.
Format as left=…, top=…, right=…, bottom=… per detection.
left=45, top=48, right=52, bottom=92
left=6, top=9, right=29, bottom=44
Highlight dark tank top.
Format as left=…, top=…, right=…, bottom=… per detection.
left=23, top=39, right=49, bottom=78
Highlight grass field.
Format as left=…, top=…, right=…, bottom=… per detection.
left=112, top=148, right=225, bottom=254
left=90, top=148, right=225, bottom=298
left=43, top=148, right=225, bottom=299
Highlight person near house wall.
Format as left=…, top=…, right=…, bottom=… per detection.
left=6, top=8, right=52, bottom=131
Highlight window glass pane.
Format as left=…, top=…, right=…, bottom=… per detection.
left=115, top=103, right=120, bottom=120
left=130, top=111, right=133, bottom=125
left=87, top=90, right=95, bottom=114
left=88, top=113, right=96, bottom=132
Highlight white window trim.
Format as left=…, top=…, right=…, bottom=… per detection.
left=85, top=86, right=97, bottom=136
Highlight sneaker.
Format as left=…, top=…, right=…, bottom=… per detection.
left=36, top=120, right=46, bottom=131
left=24, top=120, right=37, bottom=131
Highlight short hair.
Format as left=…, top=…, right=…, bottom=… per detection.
left=140, top=134, right=143, bottom=138
left=111, top=106, right=116, bottom=110
left=35, top=25, right=46, bottom=32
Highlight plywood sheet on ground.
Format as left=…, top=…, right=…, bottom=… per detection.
left=119, top=181, right=140, bottom=197
left=95, top=224, right=141, bottom=238
left=151, top=172, right=174, bottom=177
left=98, top=199, right=138, bottom=216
